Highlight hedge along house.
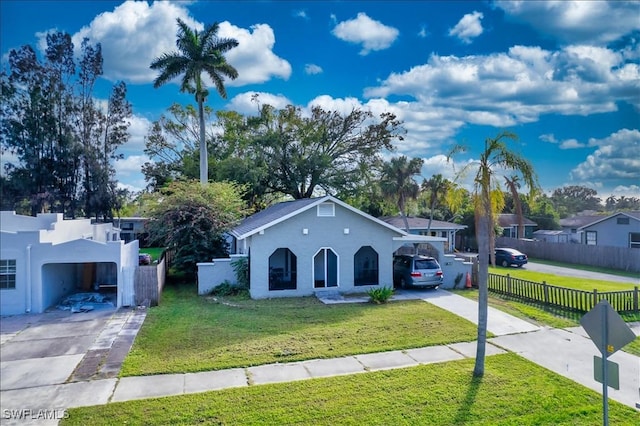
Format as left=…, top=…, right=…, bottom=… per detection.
left=199, top=196, right=472, bottom=298
left=0, top=211, right=139, bottom=316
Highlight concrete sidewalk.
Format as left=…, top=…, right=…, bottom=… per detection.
left=0, top=333, right=508, bottom=420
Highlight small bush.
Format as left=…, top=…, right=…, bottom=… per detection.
left=231, top=257, right=249, bottom=289
left=210, top=280, right=249, bottom=297
left=367, top=286, right=394, bottom=304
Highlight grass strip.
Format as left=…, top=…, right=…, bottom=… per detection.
left=489, top=266, right=637, bottom=292
left=121, top=284, right=480, bottom=376
left=64, top=353, right=639, bottom=425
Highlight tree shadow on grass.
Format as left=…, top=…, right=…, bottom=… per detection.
left=452, top=374, right=482, bottom=425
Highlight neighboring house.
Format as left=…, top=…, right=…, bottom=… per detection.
left=532, top=229, right=571, bottom=243
left=578, top=211, right=640, bottom=248
left=199, top=196, right=472, bottom=298
left=379, top=216, right=466, bottom=253
left=114, top=217, right=149, bottom=246
left=559, top=215, right=603, bottom=243
left=498, top=214, right=537, bottom=239
left=1, top=211, right=138, bottom=316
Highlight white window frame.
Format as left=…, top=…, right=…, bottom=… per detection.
left=0, top=259, right=17, bottom=290
left=312, top=247, right=339, bottom=288
left=630, top=233, right=640, bottom=249
left=317, top=202, right=335, bottom=217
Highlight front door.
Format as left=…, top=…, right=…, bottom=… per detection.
left=314, top=248, right=338, bottom=288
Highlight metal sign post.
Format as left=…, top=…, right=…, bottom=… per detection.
left=580, top=299, right=636, bottom=426
left=600, top=304, right=609, bottom=426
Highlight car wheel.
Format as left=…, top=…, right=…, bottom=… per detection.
left=501, top=259, right=509, bottom=267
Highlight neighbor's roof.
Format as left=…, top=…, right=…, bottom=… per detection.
left=559, top=215, right=604, bottom=228
left=578, top=211, right=640, bottom=230
left=231, top=195, right=408, bottom=240
left=380, top=216, right=466, bottom=230
left=497, top=214, right=537, bottom=227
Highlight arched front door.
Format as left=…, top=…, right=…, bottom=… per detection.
left=313, top=248, right=338, bottom=288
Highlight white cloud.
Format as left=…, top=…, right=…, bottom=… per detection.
left=304, top=63, right=323, bottom=75
left=69, top=1, right=290, bottom=86
left=558, top=139, right=585, bottom=150
left=220, top=22, right=292, bottom=86
left=539, top=134, right=557, bottom=144
left=227, top=91, right=292, bottom=115
left=448, top=11, right=484, bottom=44
left=495, top=0, right=640, bottom=45
left=570, top=128, right=640, bottom=185
left=72, top=1, right=195, bottom=83
left=417, top=24, right=429, bottom=39
left=121, top=114, right=152, bottom=152
left=364, top=44, right=639, bottom=127
left=294, top=10, right=308, bottom=20
left=114, top=154, right=148, bottom=175
left=332, top=13, right=399, bottom=55
left=540, top=133, right=585, bottom=149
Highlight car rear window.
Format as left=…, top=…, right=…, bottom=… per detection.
left=414, top=259, right=439, bottom=269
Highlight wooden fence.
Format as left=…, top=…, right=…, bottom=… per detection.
left=488, top=273, right=639, bottom=314
left=496, top=237, right=640, bottom=273
left=134, top=249, right=172, bottom=307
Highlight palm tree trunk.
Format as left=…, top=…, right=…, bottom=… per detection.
left=198, top=98, right=207, bottom=186
left=474, top=212, right=490, bottom=377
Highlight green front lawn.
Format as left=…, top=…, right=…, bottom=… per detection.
left=138, top=247, right=165, bottom=262
left=490, top=266, right=637, bottom=292
left=528, top=258, right=640, bottom=280
left=64, top=353, right=639, bottom=425
left=454, top=289, right=580, bottom=329
left=121, top=284, right=481, bottom=376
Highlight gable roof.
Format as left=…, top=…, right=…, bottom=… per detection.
left=380, top=216, right=466, bottom=231
left=498, top=214, right=537, bottom=228
left=559, top=215, right=604, bottom=228
left=231, top=195, right=408, bottom=240
left=578, top=211, right=640, bottom=230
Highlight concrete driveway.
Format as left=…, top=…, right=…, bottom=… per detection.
left=1, top=306, right=144, bottom=392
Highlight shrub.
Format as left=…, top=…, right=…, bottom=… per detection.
left=367, top=286, right=394, bottom=304
left=231, top=257, right=249, bottom=289
left=210, top=280, right=249, bottom=297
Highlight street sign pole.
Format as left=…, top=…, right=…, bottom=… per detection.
left=600, top=305, right=608, bottom=426
left=580, top=299, right=636, bottom=426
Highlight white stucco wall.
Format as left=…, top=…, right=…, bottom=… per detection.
left=244, top=203, right=403, bottom=299
left=197, top=258, right=237, bottom=294
left=439, top=254, right=473, bottom=289
left=1, top=212, right=138, bottom=315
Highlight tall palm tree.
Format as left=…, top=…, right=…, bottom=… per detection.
left=448, top=131, right=539, bottom=377
left=380, top=156, right=424, bottom=232
left=504, top=175, right=525, bottom=239
left=150, top=18, right=239, bottom=185
left=422, top=174, right=449, bottom=235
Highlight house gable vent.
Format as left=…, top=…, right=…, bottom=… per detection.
left=317, top=202, right=335, bottom=217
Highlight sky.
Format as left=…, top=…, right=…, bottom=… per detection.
left=1, top=0, right=639, bottom=200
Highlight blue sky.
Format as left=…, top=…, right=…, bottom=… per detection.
left=2, top=0, right=639, bottom=199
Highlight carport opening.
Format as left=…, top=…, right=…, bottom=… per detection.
left=393, top=243, right=440, bottom=261
left=41, top=262, right=117, bottom=310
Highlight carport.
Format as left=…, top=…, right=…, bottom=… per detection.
left=41, top=262, right=118, bottom=311
left=392, top=235, right=472, bottom=289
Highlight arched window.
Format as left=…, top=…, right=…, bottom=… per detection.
left=313, top=248, right=338, bottom=288
left=269, top=248, right=297, bottom=290
left=354, top=246, right=378, bottom=286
